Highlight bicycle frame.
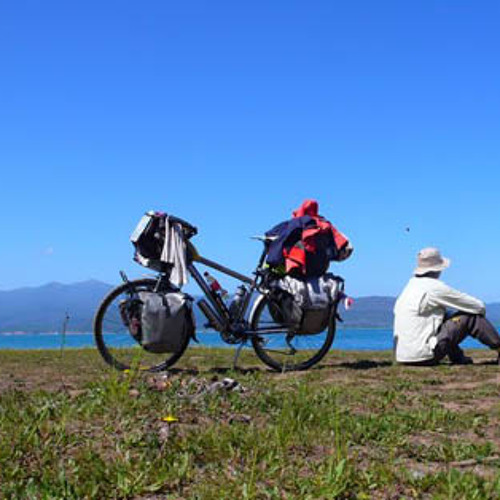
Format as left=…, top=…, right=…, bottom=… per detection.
left=184, top=241, right=286, bottom=340
left=135, top=216, right=344, bottom=343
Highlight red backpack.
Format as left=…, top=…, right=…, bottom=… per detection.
left=266, top=200, right=352, bottom=278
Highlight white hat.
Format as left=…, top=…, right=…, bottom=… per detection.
left=414, top=247, right=450, bottom=275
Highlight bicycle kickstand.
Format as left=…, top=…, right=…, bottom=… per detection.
left=233, top=341, right=247, bottom=370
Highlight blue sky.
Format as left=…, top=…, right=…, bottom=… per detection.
left=0, top=1, right=499, bottom=301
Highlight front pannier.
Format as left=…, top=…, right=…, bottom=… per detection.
left=130, top=212, right=167, bottom=271
left=138, top=291, right=194, bottom=353
left=269, top=274, right=341, bottom=335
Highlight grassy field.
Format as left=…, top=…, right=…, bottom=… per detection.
left=1, top=347, right=499, bottom=499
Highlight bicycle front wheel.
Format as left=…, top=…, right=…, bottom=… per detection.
left=250, top=295, right=336, bottom=372
left=93, top=279, right=191, bottom=372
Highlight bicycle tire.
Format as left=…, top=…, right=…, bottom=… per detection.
left=249, top=294, right=336, bottom=372
left=93, top=278, right=191, bottom=372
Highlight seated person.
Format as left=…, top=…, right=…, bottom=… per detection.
left=393, top=247, right=500, bottom=365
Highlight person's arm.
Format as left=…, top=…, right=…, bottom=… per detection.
left=426, top=284, right=486, bottom=315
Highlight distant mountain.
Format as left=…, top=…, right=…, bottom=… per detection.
left=340, top=296, right=500, bottom=328
left=488, top=303, right=500, bottom=324
left=0, top=280, right=113, bottom=333
left=0, top=281, right=498, bottom=333
left=341, top=296, right=396, bottom=328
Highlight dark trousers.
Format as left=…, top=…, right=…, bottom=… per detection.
left=434, top=313, right=500, bottom=362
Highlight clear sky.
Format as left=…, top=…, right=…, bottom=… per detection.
left=1, top=1, right=499, bottom=301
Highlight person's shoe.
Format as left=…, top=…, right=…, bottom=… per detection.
left=450, top=355, right=473, bottom=365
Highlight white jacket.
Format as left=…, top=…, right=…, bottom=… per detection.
left=393, top=277, right=485, bottom=362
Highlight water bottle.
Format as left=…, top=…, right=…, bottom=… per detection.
left=229, top=285, right=248, bottom=320
left=204, top=271, right=228, bottom=299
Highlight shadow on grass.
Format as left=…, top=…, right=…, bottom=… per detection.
left=322, top=360, right=394, bottom=370
left=166, top=366, right=263, bottom=375
left=167, top=360, right=395, bottom=375
left=470, top=359, right=499, bottom=366
left=269, top=359, right=395, bottom=374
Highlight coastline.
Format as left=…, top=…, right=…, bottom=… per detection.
left=0, top=328, right=494, bottom=352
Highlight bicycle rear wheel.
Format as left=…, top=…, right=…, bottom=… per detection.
left=250, top=295, right=336, bottom=372
left=93, top=278, right=191, bottom=372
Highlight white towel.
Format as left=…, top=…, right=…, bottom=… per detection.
left=160, top=219, right=189, bottom=287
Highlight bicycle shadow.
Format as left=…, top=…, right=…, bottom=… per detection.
left=166, top=366, right=263, bottom=376
left=166, top=360, right=394, bottom=375
left=312, top=360, right=394, bottom=371
left=163, top=358, right=494, bottom=376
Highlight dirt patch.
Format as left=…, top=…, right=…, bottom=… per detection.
left=441, top=397, right=499, bottom=413
left=440, top=377, right=500, bottom=391
left=407, top=432, right=439, bottom=449
left=397, top=457, right=499, bottom=480
left=0, top=350, right=107, bottom=393
left=0, top=370, right=93, bottom=394
left=397, top=457, right=442, bottom=476
left=318, top=374, right=375, bottom=387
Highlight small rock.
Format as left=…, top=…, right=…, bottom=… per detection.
left=128, top=389, right=140, bottom=398
left=450, top=459, right=477, bottom=468
left=410, top=469, right=426, bottom=479
left=207, top=377, right=247, bottom=394
left=207, top=381, right=225, bottom=393
left=228, top=414, right=252, bottom=424
left=68, top=389, right=86, bottom=399
left=147, top=374, right=171, bottom=392
left=158, top=425, right=170, bottom=443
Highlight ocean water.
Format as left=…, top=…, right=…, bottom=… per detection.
left=0, top=328, right=489, bottom=351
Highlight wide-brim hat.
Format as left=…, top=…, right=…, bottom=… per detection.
left=414, top=247, right=450, bottom=275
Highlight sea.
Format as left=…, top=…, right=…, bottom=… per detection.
left=0, top=329, right=490, bottom=351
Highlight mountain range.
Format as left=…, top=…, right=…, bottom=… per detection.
left=0, top=280, right=498, bottom=333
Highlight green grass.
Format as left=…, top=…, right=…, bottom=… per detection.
left=1, top=347, right=500, bottom=499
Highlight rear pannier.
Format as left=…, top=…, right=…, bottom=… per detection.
left=269, top=273, right=341, bottom=335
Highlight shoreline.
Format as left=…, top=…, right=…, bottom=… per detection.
left=0, top=326, right=397, bottom=335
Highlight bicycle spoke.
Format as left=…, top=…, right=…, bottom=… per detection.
left=251, top=296, right=336, bottom=371
left=94, top=279, right=191, bottom=372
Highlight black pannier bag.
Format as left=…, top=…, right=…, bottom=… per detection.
left=304, top=230, right=336, bottom=278
left=138, top=291, right=194, bottom=353
left=268, top=274, right=341, bottom=335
